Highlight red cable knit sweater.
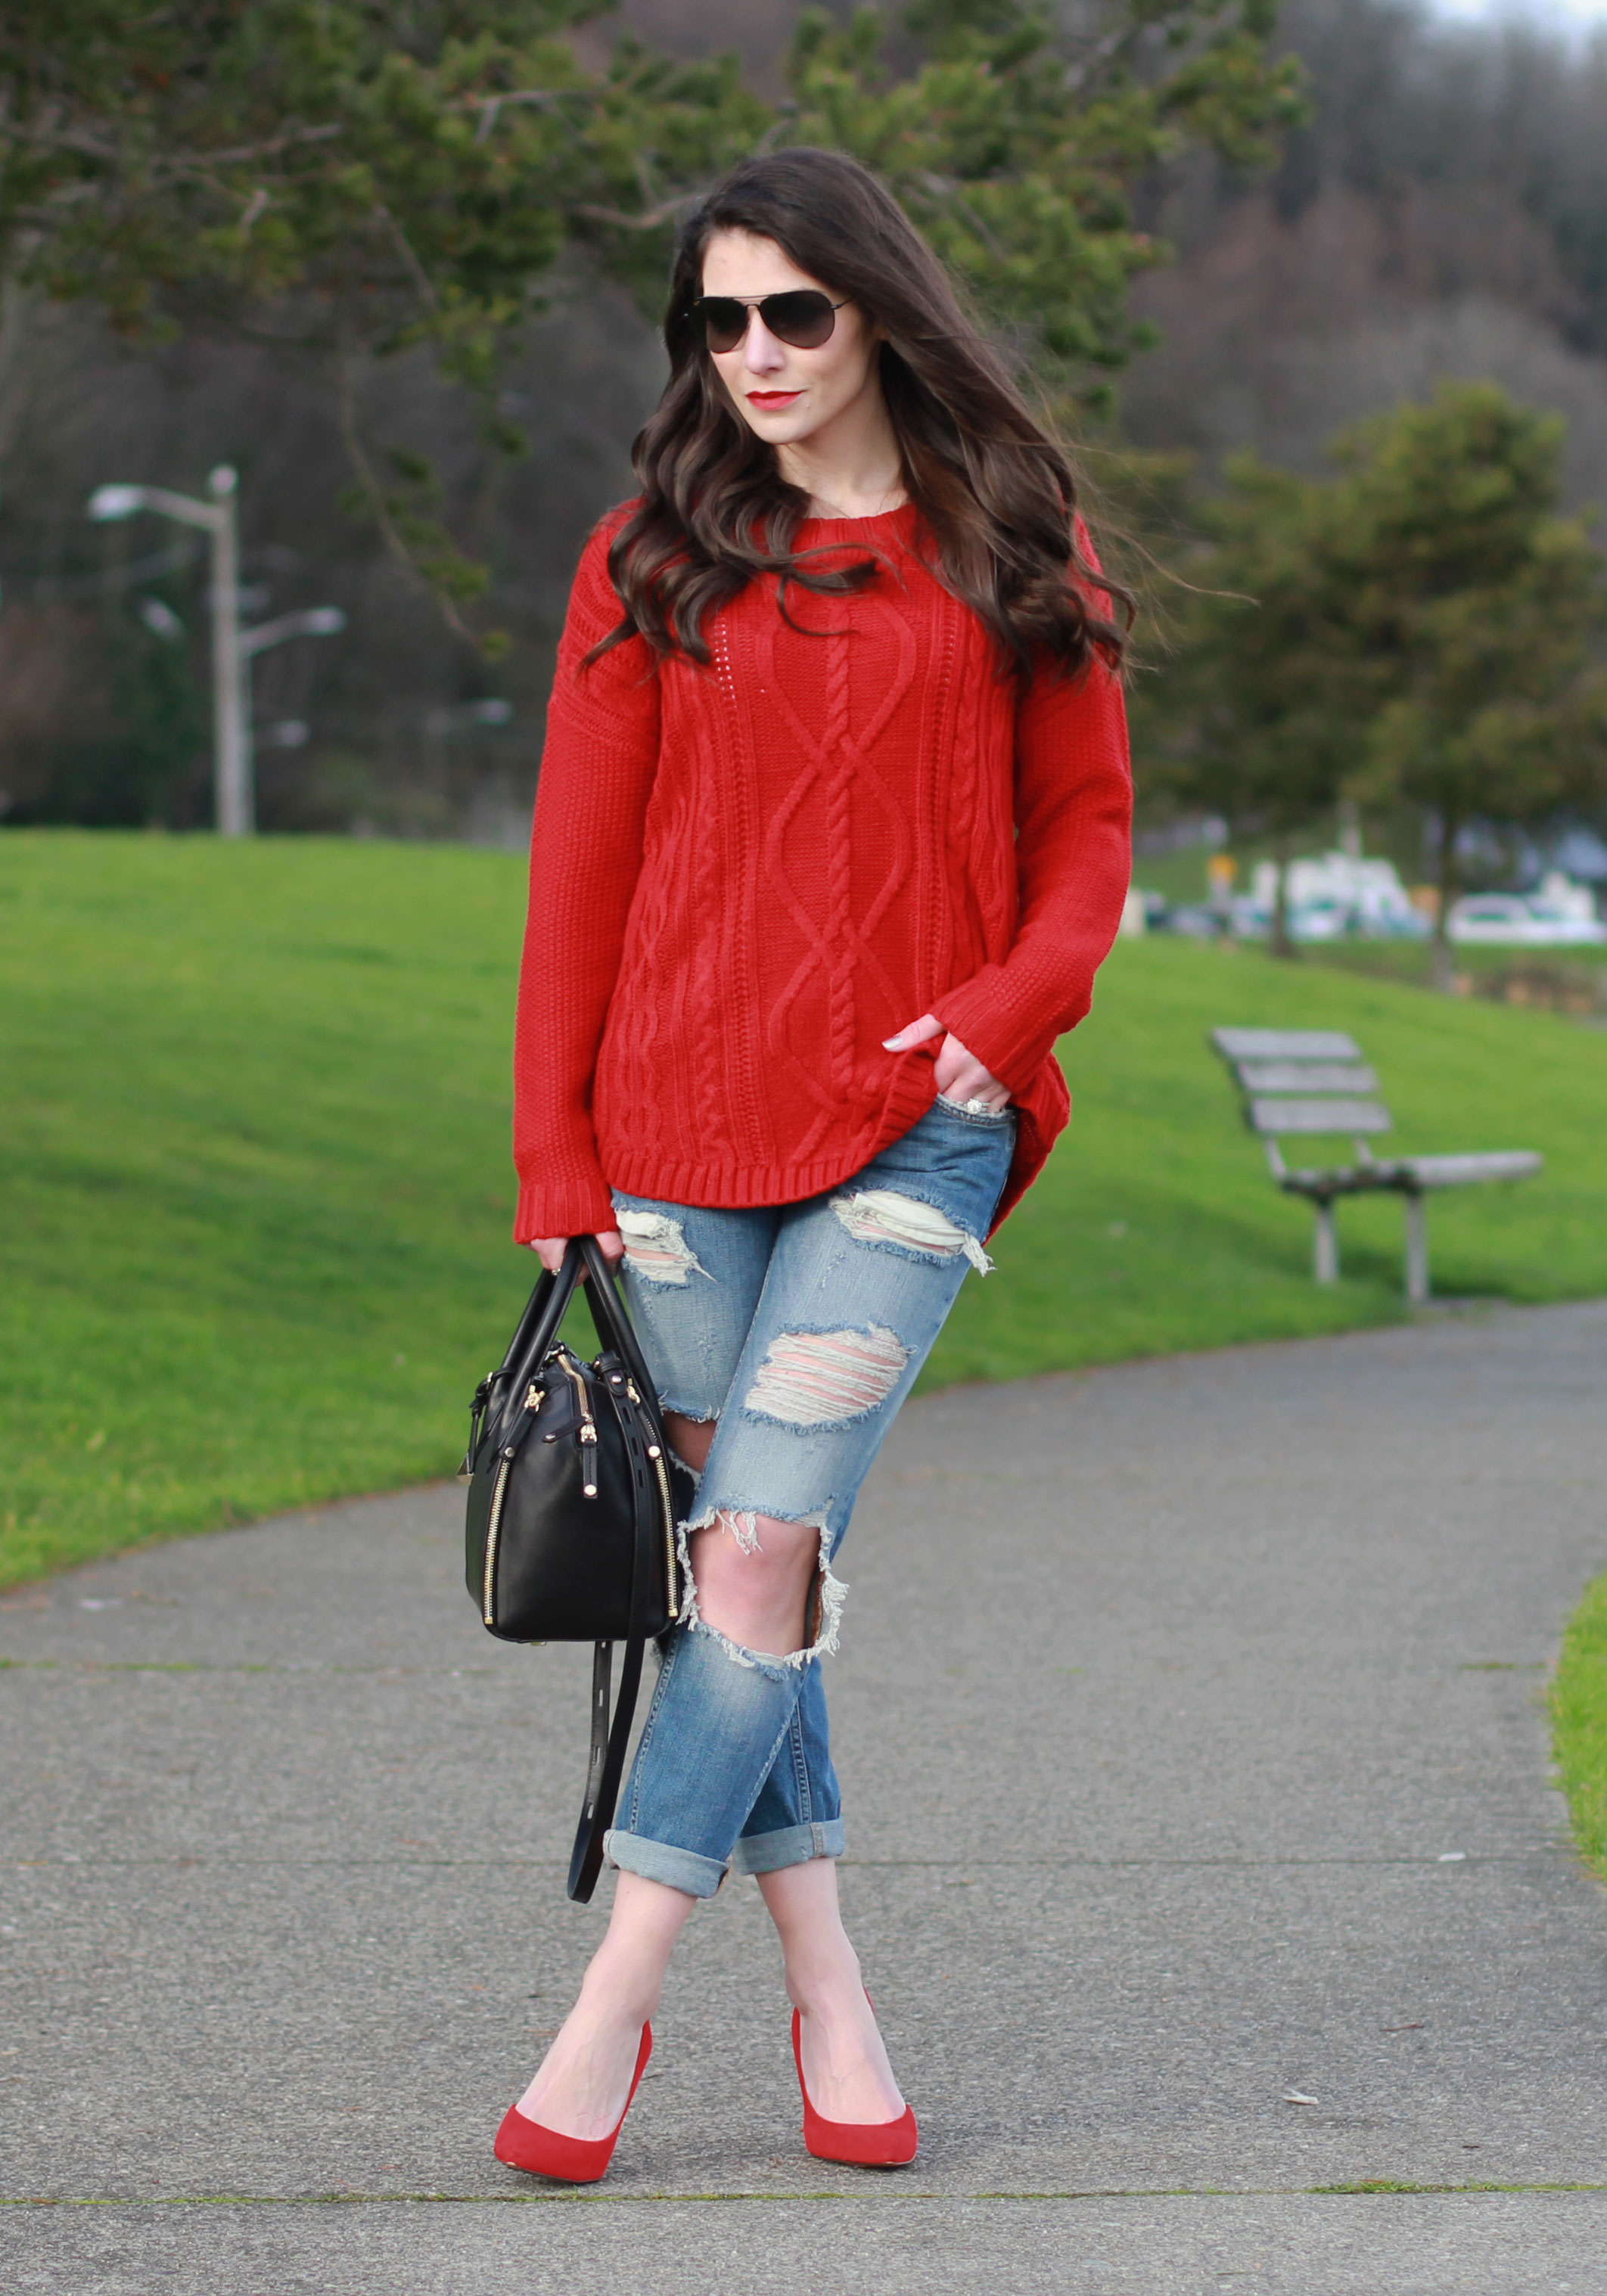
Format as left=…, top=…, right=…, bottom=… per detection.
left=512, top=501, right=1132, bottom=1243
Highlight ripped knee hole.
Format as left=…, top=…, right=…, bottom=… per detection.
left=695, top=1505, right=767, bottom=1557
left=677, top=1506, right=845, bottom=1670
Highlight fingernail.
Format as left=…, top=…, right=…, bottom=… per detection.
left=882, top=1036, right=906, bottom=1050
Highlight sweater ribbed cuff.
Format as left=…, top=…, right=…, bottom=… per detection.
left=513, top=1162, right=617, bottom=1247
left=931, top=967, right=1078, bottom=1100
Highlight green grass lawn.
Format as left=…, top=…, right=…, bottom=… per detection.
left=928, top=925, right=1607, bottom=1380
left=5, top=828, right=1607, bottom=1589
left=1553, top=1573, right=1607, bottom=1884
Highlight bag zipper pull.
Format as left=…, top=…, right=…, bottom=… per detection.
left=555, top=1357, right=599, bottom=1495
left=579, top=1415, right=598, bottom=1496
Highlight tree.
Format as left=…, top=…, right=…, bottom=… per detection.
left=1141, top=453, right=1370, bottom=954
left=1333, top=384, right=1607, bottom=984
left=1, top=1, right=1303, bottom=645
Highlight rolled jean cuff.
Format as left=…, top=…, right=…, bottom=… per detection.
left=729, top=1819, right=846, bottom=1877
left=604, top=1827, right=728, bottom=1900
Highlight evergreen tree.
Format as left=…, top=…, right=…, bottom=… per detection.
left=1141, top=455, right=1369, bottom=954
left=1151, top=381, right=1607, bottom=975
left=1335, top=384, right=1607, bottom=982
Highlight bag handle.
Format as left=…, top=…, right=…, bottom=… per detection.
left=497, top=1250, right=582, bottom=1407
left=501, top=1236, right=661, bottom=1409
left=574, top=1235, right=670, bottom=1437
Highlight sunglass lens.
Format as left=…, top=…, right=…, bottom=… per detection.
left=763, top=292, right=838, bottom=348
left=698, top=298, right=748, bottom=353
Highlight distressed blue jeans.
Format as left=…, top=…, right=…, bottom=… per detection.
left=601, top=1096, right=1016, bottom=1899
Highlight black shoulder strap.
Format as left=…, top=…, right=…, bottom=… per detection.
left=565, top=1237, right=670, bottom=1904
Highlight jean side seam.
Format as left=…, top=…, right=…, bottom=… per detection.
left=625, top=1633, right=679, bottom=1835
left=788, top=1701, right=812, bottom=1828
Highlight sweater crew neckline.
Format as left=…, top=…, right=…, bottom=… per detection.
left=794, top=501, right=919, bottom=539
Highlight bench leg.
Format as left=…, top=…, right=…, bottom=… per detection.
left=1404, top=1193, right=1429, bottom=1304
left=1313, top=1200, right=1339, bottom=1283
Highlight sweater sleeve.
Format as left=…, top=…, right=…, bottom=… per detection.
left=929, top=638, right=1133, bottom=1101
left=511, top=517, right=660, bottom=1242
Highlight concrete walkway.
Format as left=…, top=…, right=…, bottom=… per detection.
left=4, top=1303, right=1607, bottom=2292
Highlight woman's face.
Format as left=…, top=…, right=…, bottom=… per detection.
left=699, top=228, right=881, bottom=449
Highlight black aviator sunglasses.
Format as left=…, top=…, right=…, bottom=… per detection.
left=688, top=290, right=849, bottom=356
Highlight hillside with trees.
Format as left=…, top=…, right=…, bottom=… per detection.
left=1, top=0, right=1605, bottom=850
left=1124, top=0, right=1607, bottom=511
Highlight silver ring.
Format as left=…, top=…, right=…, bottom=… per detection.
left=962, top=1097, right=996, bottom=1116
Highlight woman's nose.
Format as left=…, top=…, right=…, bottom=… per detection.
left=744, top=315, right=788, bottom=375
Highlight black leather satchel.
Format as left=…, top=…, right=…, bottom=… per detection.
left=462, top=1236, right=688, bottom=1902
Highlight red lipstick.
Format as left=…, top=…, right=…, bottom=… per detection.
left=747, top=390, right=802, bottom=409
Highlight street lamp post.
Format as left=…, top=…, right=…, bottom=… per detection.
left=207, top=468, right=246, bottom=834
left=88, top=469, right=343, bottom=837
left=89, top=466, right=245, bottom=832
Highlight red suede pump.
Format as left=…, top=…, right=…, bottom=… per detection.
left=791, top=2009, right=919, bottom=2167
left=493, top=2024, right=652, bottom=2184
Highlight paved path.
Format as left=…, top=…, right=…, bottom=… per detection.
left=5, top=1303, right=1607, bottom=2291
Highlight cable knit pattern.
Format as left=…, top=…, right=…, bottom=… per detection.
left=512, top=501, right=1132, bottom=1243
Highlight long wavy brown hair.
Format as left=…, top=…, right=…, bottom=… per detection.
left=591, top=148, right=1128, bottom=683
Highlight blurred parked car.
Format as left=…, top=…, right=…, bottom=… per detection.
left=1447, top=875, right=1606, bottom=946
left=1136, top=856, right=1605, bottom=947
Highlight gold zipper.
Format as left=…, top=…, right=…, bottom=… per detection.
left=651, top=1449, right=679, bottom=1620
left=557, top=1356, right=598, bottom=1495
left=558, top=1358, right=593, bottom=1431
left=482, top=1452, right=512, bottom=1626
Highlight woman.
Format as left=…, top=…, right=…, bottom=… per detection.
left=495, top=147, right=1131, bottom=2182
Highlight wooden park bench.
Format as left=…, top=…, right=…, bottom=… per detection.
left=1210, top=1027, right=1542, bottom=1302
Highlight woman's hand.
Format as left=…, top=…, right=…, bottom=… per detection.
left=882, top=1014, right=1010, bottom=1111
left=528, top=1230, right=625, bottom=1275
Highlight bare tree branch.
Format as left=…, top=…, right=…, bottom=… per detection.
left=0, top=118, right=346, bottom=169
left=372, top=204, right=440, bottom=314
left=571, top=194, right=698, bottom=231
left=335, top=346, right=480, bottom=648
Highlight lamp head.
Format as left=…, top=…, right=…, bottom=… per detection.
left=207, top=464, right=238, bottom=499
left=88, top=484, right=147, bottom=521
left=139, top=598, right=185, bottom=642
left=303, top=607, right=345, bottom=635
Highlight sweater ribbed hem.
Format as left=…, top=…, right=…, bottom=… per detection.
left=599, top=1050, right=1068, bottom=1236
left=513, top=1042, right=1074, bottom=1246
left=602, top=1145, right=897, bottom=1213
